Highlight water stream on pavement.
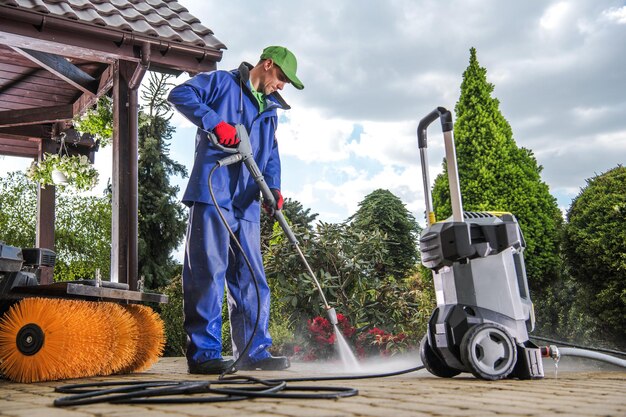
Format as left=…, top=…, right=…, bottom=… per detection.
left=333, top=325, right=361, bottom=371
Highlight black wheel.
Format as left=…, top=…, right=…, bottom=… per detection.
left=460, top=323, right=517, bottom=380
left=420, top=334, right=461, bottom=378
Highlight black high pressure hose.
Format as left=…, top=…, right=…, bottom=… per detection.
left=52, top=158, right=425, bottom=407
left=52, top=157, right=626, bottom=406
left=52, top=134, right=626, bottom=407
left=207, top=162, right=261, bottom=376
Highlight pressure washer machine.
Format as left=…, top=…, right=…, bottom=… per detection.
left=417, top=107, right=544, bottom=380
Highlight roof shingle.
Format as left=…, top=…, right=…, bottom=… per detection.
left=2, top=0, right=225, bottom=49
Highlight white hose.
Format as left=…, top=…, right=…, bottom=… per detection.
left=558, top=347, right=626, bottom=368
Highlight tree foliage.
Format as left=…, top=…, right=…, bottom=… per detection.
left=138, top=72, right=188, bottom=290
left=0, top=171, right=111, bottom=280
left=0, top=172, right=37, bottom=249
left=158, top=275, right=186, bottom=356
left=261, top=198, right=318, bottom=250
left=562, top=166, right=626, bottom=346
left=348, top=189, right=420, bottom=279
left=264, top=201, right=431, bottom=342
left=431, top=47, right=563, bottom=293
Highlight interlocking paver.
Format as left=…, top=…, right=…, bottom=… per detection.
left=0, top=357, right=624, bottom=417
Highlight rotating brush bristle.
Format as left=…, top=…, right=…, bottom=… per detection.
left=0, top=298, right=165, bottom=383
left=97, top=302, right=139, bottom=375
left=68, top=300, right=118, bottom=378
left=120, top=304, right=165, bottom=373
left=0, top=298, right=112, bottom=383
left=0, top=298, right=69, bottom=383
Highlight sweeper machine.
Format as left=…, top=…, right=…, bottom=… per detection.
left=0, top=244, right=166, bottom=383
left=417, top=107, right=544, bottom=380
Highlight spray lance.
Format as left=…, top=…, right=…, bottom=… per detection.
left=207, top=124, right=339, bottom=326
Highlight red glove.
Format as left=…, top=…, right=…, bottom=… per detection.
left=263, top=189, right=284, bottom=216
left=213, top=121, right=239, bottom=147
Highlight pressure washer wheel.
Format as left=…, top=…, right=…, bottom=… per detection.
left=460, top=323, right=517, bottom=380
left=420, top=334, right=461, bottom=378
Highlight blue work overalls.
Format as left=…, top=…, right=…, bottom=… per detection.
left=168, top=62, right=289, bottom=366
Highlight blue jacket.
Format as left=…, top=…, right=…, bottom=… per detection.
left=168, top=63, right=289, bottom=222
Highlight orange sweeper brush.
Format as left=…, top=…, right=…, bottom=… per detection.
left=0, top=298, right=166, bottom=383
left=120, top=304, right=165, bottom=373
left=97, top=301, right=139, bottom=375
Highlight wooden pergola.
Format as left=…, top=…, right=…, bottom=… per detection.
left=0, top=1, right=225, bottom=289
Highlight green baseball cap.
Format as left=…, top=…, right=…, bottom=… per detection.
left=260, top=46, right=304, bottom=90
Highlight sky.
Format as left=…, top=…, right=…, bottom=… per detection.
left=2, top=0, right=626, bottom=231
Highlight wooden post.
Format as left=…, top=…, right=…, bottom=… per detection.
left=111, top=60, right=131, bottom=285
left=35, top=138, right=56, bottom=285
left=111, top=59, right=141, bottom=290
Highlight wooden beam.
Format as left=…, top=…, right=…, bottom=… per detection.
left=0, top=16, right=124, bottom=64
left=0, top=134, right=40, bottom=157
left=12, top=47, right=98, bottom=96
left=9, top=282, right=168, bottom=303
left=110, top=60, right=142, bottom=290
left=0, top=105, right=73, bottom=127
left=0, top=124, right=50, bottom=138
left=73, top=64, right=114, bottom=116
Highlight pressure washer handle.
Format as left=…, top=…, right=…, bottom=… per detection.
left=216, top=124, right=333, bottom=312
left=206, top=129, right=239, bottom=154
left=417, top=107, right=453, bottom=149
left=417, top=107, right=463, bottom=225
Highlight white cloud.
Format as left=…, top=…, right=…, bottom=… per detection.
left=170, top=110, right=196, bottom=130
left=279, top=109, right=353, bottom=163
left=540, top=2, right=572, bottom=31
left=164, top=0, right=626, bottom=224
left=603, top=6, right=626, bottom=24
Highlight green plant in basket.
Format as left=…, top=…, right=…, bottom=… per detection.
left=73, top=96, right=113, bottom=147
left=27, top=152, right=98, bottom=192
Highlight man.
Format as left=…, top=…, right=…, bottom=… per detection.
left=168, top=46, right=304, bottom=374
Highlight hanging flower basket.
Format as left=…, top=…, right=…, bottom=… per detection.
left=27, top=152, right=99, bottom=192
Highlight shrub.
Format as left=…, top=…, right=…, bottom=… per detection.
left=296, top=313, right=415, bottom=361
left=562, top=165, right=626, bottom=348
left=158, top=276, right=186, bottom=357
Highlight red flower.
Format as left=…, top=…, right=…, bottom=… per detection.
left=307, top=316, right=331, bottom=336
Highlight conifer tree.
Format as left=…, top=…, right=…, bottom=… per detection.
left=431, top=48, right=563, bottom=293
left=349, top=189, right=420, bottom=279
left=138, top=72, right=188, bottom=289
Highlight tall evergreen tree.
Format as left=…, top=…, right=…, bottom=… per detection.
left=138, top=72, right=188, bottom=289
left=349, top=189, right=420, bottom=279
left=431, top=48, right=563, bottom=294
